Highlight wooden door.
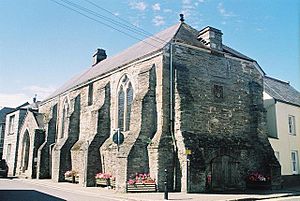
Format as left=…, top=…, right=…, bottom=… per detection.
left=211, top=155, right=239, bottom=191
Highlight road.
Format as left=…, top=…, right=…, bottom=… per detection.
left=0, top=178, right=123, bottom=201
left=263, top=196, right=300, bottom=201
left=1, top=178, right=300, bottom=201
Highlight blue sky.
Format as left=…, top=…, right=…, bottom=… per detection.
left=0, top=0, right=299, bottom=107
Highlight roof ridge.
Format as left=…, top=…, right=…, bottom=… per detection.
left=265, top=75, right=290, bottom=85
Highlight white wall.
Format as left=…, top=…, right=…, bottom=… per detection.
left=268, top=101, right=300, bottom=175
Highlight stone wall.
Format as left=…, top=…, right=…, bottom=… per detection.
left=16, top=111, right=45, bottom=179
left=37, top=104, right=57, bottom=179
left=52, top=94, right=80, bottom=182
left=171, top=43, right=280, bottom=192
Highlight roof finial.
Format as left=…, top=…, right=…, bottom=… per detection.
left=33, top=94, right=37, bottom=103
left=179, top=14, right=184, bottom=22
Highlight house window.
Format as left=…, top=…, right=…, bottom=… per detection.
left=213, top=84, right=223, bottom=99
left=288, top=115, right=296, bottom=135
left=117, top=75, right=134, bottom=131
left=291, top=151, right=299, bottom=174
left=6, top=144, right=11, bottom=160
left=8, top=115, right=15, bottom=135
left=88, top=83, right=93, bottom=106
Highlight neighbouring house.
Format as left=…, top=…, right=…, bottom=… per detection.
left=7, top=19, right=280, bottom=192
left=0, top=107, right=15, bottom=158
left=2, top=100, right=40, bottom=176
left=264, top=76, right=300, bottom=186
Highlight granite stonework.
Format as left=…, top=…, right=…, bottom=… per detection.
left=8, top=22, right=280, bottom=193
left=16, top=111, right=45, bottom=179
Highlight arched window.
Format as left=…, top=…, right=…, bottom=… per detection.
left=61, top=100, right=69, bottom=138
left=117, top=75, right=134, bottom=131
left=118, top=86, right=125, bottom=131
left=125, top=83, right=133, bottom=131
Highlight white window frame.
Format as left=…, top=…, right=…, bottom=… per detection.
left=291, top=150, right=299, bottom=174
left=288, top=115, right=296, bottom=135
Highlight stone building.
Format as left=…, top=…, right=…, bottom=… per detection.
left=9, top=21, right=280, bottom=192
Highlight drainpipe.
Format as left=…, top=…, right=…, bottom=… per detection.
left=169, top=42, right=178, bottom=191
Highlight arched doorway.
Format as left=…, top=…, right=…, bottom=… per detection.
left=21, top=130, right=30, bottom=173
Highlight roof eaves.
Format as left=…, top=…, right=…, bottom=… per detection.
left=275, top=99, right=300, bottom=108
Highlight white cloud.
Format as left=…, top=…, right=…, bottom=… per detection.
left=181, top=0, right=195, bottom=18
left=0, top=93, right=29, bottom=108
left=129, top=1, right=147, bottom=11
left=163, top=8, right=172, bottom=13
left=218, top=3, right=236, bottom=17
left=152, top=3, right=160, bottom=11
left=22, top=85, right=56, bottom=100
left=152, top=16, right=165, bottom=26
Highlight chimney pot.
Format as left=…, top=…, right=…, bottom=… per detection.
left=179, top=14, right=184, bottom=22
left=93, top=48, right=107, bottom=66
left=198, top=26, right=223, bottom=51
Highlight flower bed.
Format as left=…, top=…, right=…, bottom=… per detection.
left=246, top=172, right=271, bottom=190
left=127, top=173, right=157, bottom=192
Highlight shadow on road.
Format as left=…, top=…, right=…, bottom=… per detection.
left=0, top=190, right=66, bottom=201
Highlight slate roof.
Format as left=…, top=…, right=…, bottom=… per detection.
left=0, top=107, right=14, bottom=123
left=45, top=23, right=183, bottom=100
left=264, top=76, right=300, bottom=107
left=44, top=22, right=257, bottom=102
left=33, top=112, right=44, bottom=129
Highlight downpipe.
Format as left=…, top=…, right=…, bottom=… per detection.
left=169, top=42, right=178, bottom=191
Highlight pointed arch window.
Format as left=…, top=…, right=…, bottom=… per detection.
left=118, top=86, right=125, bottom=131
left=61, top=100, right=69, bottom=138
left=117, top=75, right=134, bottom=131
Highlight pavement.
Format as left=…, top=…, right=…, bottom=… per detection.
left=8, top=178, right=300, bottom=201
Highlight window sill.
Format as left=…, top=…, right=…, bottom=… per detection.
left=268, top=136, right=279, bottom=139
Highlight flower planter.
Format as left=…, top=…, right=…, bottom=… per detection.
left=96, top=178, right=116, bottom=188
left=96, top=179, right=110, bottom=186
left=65, top=176, right=79, bottom=183
left=126, top=183, right=157, bottom=192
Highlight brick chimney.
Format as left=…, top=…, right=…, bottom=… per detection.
left=93, top=48, right=107, bottom=66
left=198, top=26, right=223, bottom=51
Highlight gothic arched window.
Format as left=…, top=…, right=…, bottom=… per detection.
left=118, top=86, right=125, bottom=131
left=117, top=75, right=134, bottom=131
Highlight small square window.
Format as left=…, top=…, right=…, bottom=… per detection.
left=213, top=84, right=224, bottom=99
